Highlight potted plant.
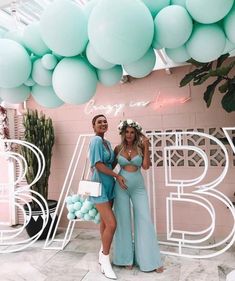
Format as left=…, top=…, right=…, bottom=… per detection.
left=21, top=109, right=57, bottom=239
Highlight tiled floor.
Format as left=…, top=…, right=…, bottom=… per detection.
left=0, top=228, right=235, bottom=281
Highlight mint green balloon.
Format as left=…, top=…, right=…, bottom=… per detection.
left=81, top=206, right=88, bottom=214
left=32, top=59, right=53, bottom=86
left=42, top=54, right=58, bottom=70
left=152, top=39, right=162, bottom=50
left=83, top=200, right=93, bottom=210
left=141, top=0, right=170, bottom=17
left=171, top=0, right=186, bottom=8
left=74, top=201, right=82, bottom=211
left=224, top=5, right=235, bottom=44
left=75, top=210, right=84, bottom=219
left=186, top=0, right=234, bottom=24
left=0, top=27, right=7, bottom=38
left=165, top=45, right=190, bottom=62
left=95, top=212, right=100, bottom=222
left=88, top=208, right=97, bottom=217
left=153, top=5, right=193, bottom=48
left=4, top=30, right=25, bottom=46
left=86, top=42, right=114, bottom=70
left=222, top=38, right=235, bottom=55
left=32, top=84, right=64, bottom=108
left=186, top=24, right=226, bottom=63
left=23, top=23, right=50, bottom=56
left=97, top=65, right=123, bottom=86
left=0, top=39, right=31, bottom=88
left=0, top=85, right=30, bottom=104
left=83, top=0, right=99, bottom=18
left=88, top=0, right=154, bottom=64
left=40, top=0, right=88, bottom=56
left=123, top=48, right=156, bottom=78
left=84, top=213, right=92, bottom=221
left=67, top=213, right=76, bottom=220
left=52, top=57, right=98, bottom=104
left=52, top=52, right=64, bottom=61
left=24, top=77, right=36, bottom=87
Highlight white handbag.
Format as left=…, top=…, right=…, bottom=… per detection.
left=78, top=155, right=102, bottom=197
left=78, top=180, right=101, bottom=197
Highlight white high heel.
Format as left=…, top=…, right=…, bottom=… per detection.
left=100, top=252, right=117, bottom=280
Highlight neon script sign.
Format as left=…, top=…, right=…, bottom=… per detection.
left=84, top=92, right=190, bottom=116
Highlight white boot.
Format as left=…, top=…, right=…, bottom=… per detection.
left=100, top=252, right=117, bottom=280
left=98, top=245, right=103, bottom=264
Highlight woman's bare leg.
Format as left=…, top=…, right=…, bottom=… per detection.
left=100, top=201, right=114, bottom=241
left=96, top=201, right=116, bottom=255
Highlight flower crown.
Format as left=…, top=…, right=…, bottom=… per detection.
left=118, top=119, right=143, bottom=134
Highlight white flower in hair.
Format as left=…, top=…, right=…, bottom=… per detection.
left=126, top=119, right=133, bottom=125
left=118, top=121, right=124, bottom=130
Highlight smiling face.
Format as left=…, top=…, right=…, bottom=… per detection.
left=93, top=116, right=108, bottom=135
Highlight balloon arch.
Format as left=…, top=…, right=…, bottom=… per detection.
left=0, top=0, right=235, bottom=108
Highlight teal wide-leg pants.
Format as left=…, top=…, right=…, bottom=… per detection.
left=113, top=169, right=162, bottom=271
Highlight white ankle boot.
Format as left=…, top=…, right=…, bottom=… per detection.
left=100, top=252, right=117, bottom=280
left=98, top=245, right=103, bottom=264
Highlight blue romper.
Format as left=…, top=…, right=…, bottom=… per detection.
left=113, top=154, right=162, bottom=271
left=89, top=136, right=115, bottom=204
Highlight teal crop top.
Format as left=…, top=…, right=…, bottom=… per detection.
left=117, top=154, right=142, bottom=167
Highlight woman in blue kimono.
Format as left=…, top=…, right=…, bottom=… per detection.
left=113, top=119, right=164, bottom=273
left=89, top=114, right=126, bottom=280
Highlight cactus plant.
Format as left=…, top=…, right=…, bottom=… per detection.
left=21, top=109, right=54, bottom=204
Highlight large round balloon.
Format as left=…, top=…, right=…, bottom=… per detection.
left=165, top=45, right=191, bottom=63
left=23, top=23, right=50, bottom=56
left=0, top=27, right=7, bottom=38
left=0, top=39, right=31, bottom=88
left=141, top=0, right=170, bottom=18
left=40, top=0, right=88, bottom=57
left=32, top=59, right=53, bottom=86
left=186, top=0, right=234, bottom=24
left=186, top=24, right=226, bottom=63
left=123, top=48, right=156, bottom=78
left=32, top=85, right=64, bottom=108
left=170, top=0, right=186, bottom=8
left=52, top=57, right=98, bottom=104
left=153, top=5, right=193, bottom=49
left=86, top=42, right=114, bottom=70
left=0, top=85, right=30, bottom=104
left=4, top=30, right=25, bottom=46
left=224, top=5, right=235, bottom=44
left=88, top=0, right=154, bottom=65
left=97, top=65, right=123, bottom=86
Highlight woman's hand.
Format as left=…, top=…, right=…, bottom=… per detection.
left=116, top=175, right=127, bottom=190
left=141, top=133, right=150, bottom=147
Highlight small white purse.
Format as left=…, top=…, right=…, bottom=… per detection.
left=78, top=180, right=101, bottom=197
left=78, top=155, right=102, bottom=197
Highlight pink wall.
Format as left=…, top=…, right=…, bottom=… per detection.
left=28, top=65, right=235, bottom=239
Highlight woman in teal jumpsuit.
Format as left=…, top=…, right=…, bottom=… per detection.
left=113, top=120, right=163, bottom=273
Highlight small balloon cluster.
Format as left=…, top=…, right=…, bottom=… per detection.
left=66, top=194, right=100, bottom=224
